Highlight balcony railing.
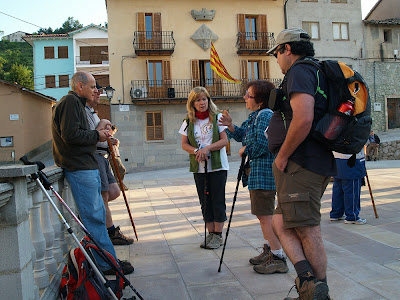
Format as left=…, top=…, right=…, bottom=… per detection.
left=133, top=31, right=176, bottom=56
left=75, top=55, right=109, bottom=65
left=236, top=32, right=276, bottom=55
left=130, top=78, right=282, bottom=104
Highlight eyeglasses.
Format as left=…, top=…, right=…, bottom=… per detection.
left=244, top=91, right=255, bottom=99
left=273, top=45, right=285, bottom=58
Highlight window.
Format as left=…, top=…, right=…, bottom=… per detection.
left=0, top=137, right=13, bottom=147
left=302, top=22, right=320, bottom=40
left=59, top=75, right=69, bottom=88
left=45, top=75, right=56, bottom=88
left=148, top=61, right=163, bottom=87
left=146, top=111, right=163, bottom=140
left=80, top=46, right=108, bottom=64
left=240, top=59, right=269, bottom=80
left=245, top=16, right=257, bottom=40
left=137, top=12, right=162, bottom=41
left=58, top=46, right=68, bottom=58
left=331, top=0, right=347, bottom=3
left=44, top=47, right=54, bottom=59
left=333, top=22, right=349, bottom=40
left=384, top=29, right=392, bottom=43
left=145, top=14, right=153, bottom=39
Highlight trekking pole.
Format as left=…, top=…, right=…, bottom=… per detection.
left=203, top=159, right=209, bottom=249
left=363, top=146, right=379, bottom=218
left=107, top=138, right=139, bottom=241
left=365, top=168, right=379, bottom=218
left=218, top=155, right=247, bottom=272
left=20, top=156, right=144, bottom=300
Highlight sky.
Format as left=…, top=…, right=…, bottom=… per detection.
left=0, top=0, right=379, bottom=37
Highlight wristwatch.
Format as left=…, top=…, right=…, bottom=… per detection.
left=194, top=148, right=199, bottom=154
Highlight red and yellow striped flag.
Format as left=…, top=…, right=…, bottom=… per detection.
left=210, top=42, right=241, bottom=84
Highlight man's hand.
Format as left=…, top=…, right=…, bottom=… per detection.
left=110, top=137, right=119, bottom=145
left=96, top=119, right=112, bottom=131
left=219, top=110, right=234, bottom=132
left=239, top=146, right=246, bottom=157
left=274, top=154, right=288, bottom=172
left=97, top=129, right=111, bottom=142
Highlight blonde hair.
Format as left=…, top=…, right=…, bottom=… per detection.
left=186, top=86, right=219, bottom=123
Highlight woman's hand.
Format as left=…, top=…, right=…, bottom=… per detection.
left=219, top=110, right=234, bottom=132
left=239, top=146, right=246, bottom=157
left=195, top=147, right=210, bottom=162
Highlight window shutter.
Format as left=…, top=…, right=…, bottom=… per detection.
left=237, top=14, right=245, bottom=32
left=153, top=13, right=162, bottom=31
left=261, top=61, right=269, bottom=79
left=333, top=23, right=340, bottom=40
left=146, top=60, right=150, bottom=80
left=154, top=112, right=163, bottom=139
left=259, top=15, right=267, bottom=33
left=341, top=23, right=348, bottom=39
left=59, top=75, right=69, bottom=88
left=146, top=112, right=163, bottom=140
left=137, top=13, right=145, bottom=31
left=240, top=59, right=248, bottom=80
left=311, top=23, right=319, bottom=39
left=45, top=75, right=55, bottom=88
left=44, top=47, right=54, bottom=59
left=58, top=46, right=68, bottom=59
left=191, top=59, right=200, bottom=86
left=162, top=60, right=171, bottom=80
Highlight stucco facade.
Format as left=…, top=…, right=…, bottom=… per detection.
left=106, top=0, right=284, bottom=170
left=0, top=80, right=55, bottom=162
left=286, top=0, right=364, bottom=72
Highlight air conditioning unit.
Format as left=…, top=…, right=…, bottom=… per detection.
left=131, top=86, right=147, bottom=99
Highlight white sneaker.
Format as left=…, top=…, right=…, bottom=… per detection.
left=344, top=218, right=367, bottom=225
left=200, top=233, right=214, bottom=248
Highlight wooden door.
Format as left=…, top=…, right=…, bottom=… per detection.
left=387, top=98, right=400, bottom=129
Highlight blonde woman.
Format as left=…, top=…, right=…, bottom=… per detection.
left=179, top=87, right=229, bottom=249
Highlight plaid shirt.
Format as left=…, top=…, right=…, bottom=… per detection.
left=226, top=109, right=275, bottom=190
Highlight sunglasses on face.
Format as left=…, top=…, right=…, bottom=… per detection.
left=273, top=45, right=285, bottom=58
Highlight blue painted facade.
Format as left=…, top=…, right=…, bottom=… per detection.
left=33, top=38, right=74, bottom=101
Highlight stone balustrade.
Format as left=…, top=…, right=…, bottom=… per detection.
left=0, top=164, right=81, bottom=300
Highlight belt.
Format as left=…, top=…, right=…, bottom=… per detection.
left=97, top=147, right=109, bottom=153
left=96, top=152, right=108, bottom=158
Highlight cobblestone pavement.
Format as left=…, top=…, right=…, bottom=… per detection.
left=109, top=159, right=400, bottom=300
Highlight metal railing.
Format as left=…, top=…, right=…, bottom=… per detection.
left=75, top=55, right=109, bottom=65
left=130, top=78, right=282, bottom=101
left=133, top=31, right=176, bottom=53
left=236, top=32, right=276, bottom=53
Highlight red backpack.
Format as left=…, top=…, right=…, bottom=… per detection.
left=60, top=237, right=124, bottom=300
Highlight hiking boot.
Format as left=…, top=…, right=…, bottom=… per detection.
left=249, top=244, right=271, bottom=265
left=284, top=276, right=329, bottom=300
left=109, top=226, right=134, bottom=245
left=103, top=260, right=134, bottom=275
left=329, top=215, right=345, bottom=221
left=253, top=253, right=289, bottom=274
left=206, top=233, right=223, bottom=249
left=200, top=233, right=214, bottom=248
left=344, top=218, right=366, bottom=225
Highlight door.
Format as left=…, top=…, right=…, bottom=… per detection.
left=387, top=98, right=400, bottom=129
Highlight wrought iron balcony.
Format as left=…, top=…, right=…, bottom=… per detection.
left=236, top=32, right=276, bottom=55
left=133, top=31, right=176, bottom=56
left=130, top=78, right=282, bottom=104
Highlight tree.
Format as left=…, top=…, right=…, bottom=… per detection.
left=5, top=64, right=34, bottom=89
left=53, top=17, right=83, bottom=34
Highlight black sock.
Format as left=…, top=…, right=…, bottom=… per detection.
left=107, top=225, right=116, bottom=236
left=320, top=277, right=327, bottom=284
left=294, top=260, right=314, bottom=285
left=214, top=232, right=222, bottom=236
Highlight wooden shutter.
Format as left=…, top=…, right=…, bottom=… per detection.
left=59, top=75, right=69, bottom=88
left=191, top=59, right=200, bottom=87
left=137, top=12, right=145, bottom=48
left=146, top=111, right=163, bottom=140
left=258, top=15, right=267, bottom=48
left=45, top=75, right=55, bottom=88
left=237, top=14, right=245, bottom=32
left=259, top=15, right=267, bottom=33
left=153, top=13, right=161, bottom=31
left=240, top=60, right=248, bottom=80
left=44, top=47, right=54, bottom=59
left=162, top=60, right=171, bottom=80
left=80, top=47, right=90, bottom=62
left=261, top=61, right=269, bottom=79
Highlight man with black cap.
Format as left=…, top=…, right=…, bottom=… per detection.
left=267, top=29, right=335, bottom=300
left=85, top=82, right=134, bottom=248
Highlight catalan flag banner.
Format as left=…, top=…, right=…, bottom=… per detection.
left=210, top=42, right=241, bottom=84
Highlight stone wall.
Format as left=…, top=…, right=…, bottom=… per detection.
left=378, top=140, right=400, bottom=160
left=364, top=61, right=400, bottom=132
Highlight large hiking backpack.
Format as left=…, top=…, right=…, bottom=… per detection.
left=60, top=237, right=124, bottom=300
left=291, top=59, right=372, bottom=156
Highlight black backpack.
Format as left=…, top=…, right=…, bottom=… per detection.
left=270, top=59, right=372, bottom=162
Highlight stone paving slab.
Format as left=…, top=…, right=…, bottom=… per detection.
left=108, top=160, right=400, bottom=299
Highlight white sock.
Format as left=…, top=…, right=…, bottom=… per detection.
left=271, top=248, right=284, bottom=258
left=264, top=240, right=270, bottom=247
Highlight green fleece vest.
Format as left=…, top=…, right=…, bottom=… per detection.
left=187, top=114, right=222, bottom=172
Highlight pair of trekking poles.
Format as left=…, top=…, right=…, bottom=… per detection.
left=202, top=155, right=247, bottom=272
left=20, top=156, right=143, bottom=300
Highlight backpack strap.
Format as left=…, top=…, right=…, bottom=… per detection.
left=292, top=58, right=327, bottom=100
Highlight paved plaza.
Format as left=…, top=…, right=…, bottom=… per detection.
left=109, top=159, right=400, bottom=300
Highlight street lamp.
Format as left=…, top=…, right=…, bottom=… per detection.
left=104, top=86, right=115, bottom=101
